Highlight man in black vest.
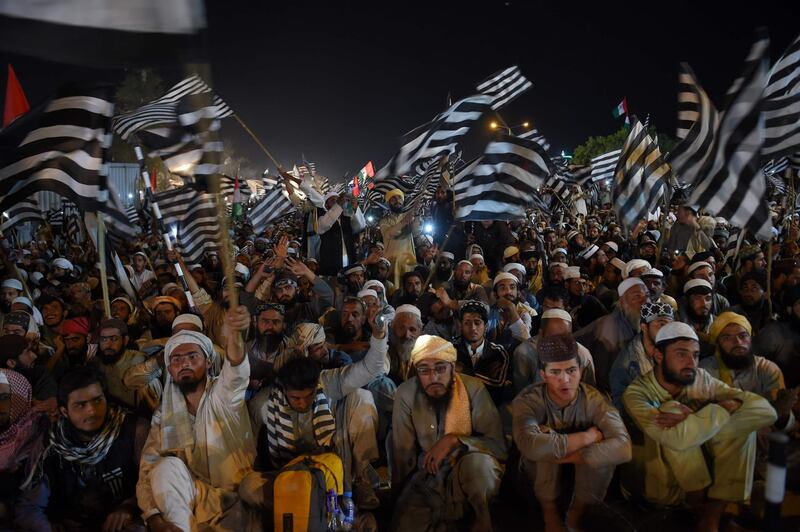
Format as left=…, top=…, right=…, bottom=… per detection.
left=317, top=191, right=366, bottom=276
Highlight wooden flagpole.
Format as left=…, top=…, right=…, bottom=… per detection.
left=96, top=215, right=111, bottom=317
left=233, top=114, right=282, bottom=170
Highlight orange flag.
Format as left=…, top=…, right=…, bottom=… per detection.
left=3, top=64, right=30, bottom=127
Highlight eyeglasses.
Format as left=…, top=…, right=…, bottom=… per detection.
left=169, top=352, right=203, bottom=367
left=416, top=363, right=451, bottom=377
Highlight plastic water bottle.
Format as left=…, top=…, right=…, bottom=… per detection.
left=340, top=491, right=355, bottom=530
left=326, top=489, right=340, bottom=531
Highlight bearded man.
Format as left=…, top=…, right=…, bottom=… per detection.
left=379, top=189, right=418, bottom=288
left=387, top=304, right=423, bottom=384
left=431, top=251, right=455, bottom=289
left=247, top=304, right=289, bottom=393
left=392, top=335, right=506, bottom=531
left=486, top=272, right=536, bottom=352
left=449, top=260, right=488, bottom=304
left=89, top=319, right=146, bottom=410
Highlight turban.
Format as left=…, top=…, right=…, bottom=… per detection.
left=172, top=314, right=204, bottom=331
left=623, top=259, right=651, bottom=279
left=493, top=272, right=518, bottom=287
left=410, top=334, right=456, bottom=366
left=708, top=311, right=752, bottom=344
left=655, top=322, right=698, bottom=344
left=564, top=266, right=582, bottom=280
left=438, top=251, right=455, bottom=262
left=541, top=309, right=572, bottom=322
left=11, top=296, right=32, bottom=311
left=234, top=263, right=251, bottom=282
left=385, top=189, right=405, bottom=203
left=640, top=302, right=674, bottom=324
left=357, top=288, right=378, bottom=300
left=618, top=277, right=646, bottom=297
left=61, top=317, right=89, bottom=336
left=164, top=330, right=214, bottom=364
left=503, top=263, right=526, bottom=275
left=52, top=258, right=73, bottom=271
left=292, top=323, right=327, bottom=352
left=538, top=334, right=578, bottom=364
left=739, top=244, right=761, bottom=260
left=1, top=279, right=22, bottom=291
left=503, top=246, right=520, bottom=259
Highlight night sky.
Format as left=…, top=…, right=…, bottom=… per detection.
left=1, top=1, right=797, bottom=180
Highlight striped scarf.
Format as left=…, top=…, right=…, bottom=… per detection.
left=265, top=385, right=335, bottom=467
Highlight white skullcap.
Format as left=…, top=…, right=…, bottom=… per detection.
left=618, top=277, right=646, bottom=297
left=30, top=272, right=44, bottom=285
left=396, top=304, right=422, bottom=319
left=2, top=279, right=23, bottom=291
left=564, top=266, right=582, bottom=280
left=234, top=262, right=250, bottom=281
left=684, top=278, right=713, bottom=294
left=549, top=261, right=568, bottom=270
left=603, top=241, right=619, bottom=252
left=623, top=259, right=651, bottom=279
left=551, top=247, right=568, bottom=257
left=324, top=191, right=339, bottom=203
left=343, top=264, right=366, bottom=276
left=377, top=257, right=391, bottom=267
left=438, top=251, right=455, bottom=261
left=641, top=268, right=664, bottom=278
left=188, top=263, right=203, bottom=271
left=655, top=321, right=699, bottom=344
left=687, top=261, right=712, bottom=276
left=541, top=309, right=572, bottom=322
left=457, top=259, right=472, bottom=268
left=164, top=330, right=213, bottom=364
left=493, top=272, right=518, bottom=287
left=172, top=314, right=204, bottom=331
left=11, top=296, right=32, bottom=309
left=469, top=254, right=484, bottom=262
left=52, top=258, right=73, bottom=271
left=580, top=245, right=599, bottom=259
left=357, top=288, right=378, bottom=300
left=503, top=262, right=526, bottom=275
left=161, top=283, right=179, bottom=295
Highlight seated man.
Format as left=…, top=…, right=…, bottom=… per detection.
left=89, top=319, right=147, bottom=411
left=487, top=272, right=535, bottom=353
left=26, top=367, right=145, bottom=531
left=387, top=304, right=423, bottom=384
left=324, top=296, right=372, bottom=358
left=136, top=305, right=255, bottom=531
left=392, top=335, right=506, bottom=531
left=278, top=322, right=352, bottom=371
left=454, top=300, right=513, bottom=406
left=622, top=322, right=776, bottom=531
left=513, top=334, right=631, bottom=532
left=244, top=312, right=387, bottom=511
left=0, top=334, right=57, bottom=403
left=609, top=302, right=674, bottom=411
left=246, top=303, right=290, bottom=393
left=514, top=309, right=596, bottom=395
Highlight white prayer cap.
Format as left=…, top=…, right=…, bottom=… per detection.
left=564, top=266, right=582, bottom=280
left=549, top=261, right=568, bottom=270
left=641, top=268, right=664, bottom=278
left=30, top=272, right=44, bottom=286
left=603, top=241, right=619, bottom=253
left=623, top=259, right=651, bottom=279
left=172, top=313, right=204, bottom=332
left=396, top=304, right=421, bottom=319
left=11, top=296, right=32, bottom=310
left=2, top=278, right=23, bottom=291
left=52, top=258, right=73, bottom=271
left=457, top=259, right=472, bottom=268
left=377, top=257, right=391, bottom=267
left=493, top=272, right=518, bottom=287
left=438, top=251, right=455, bottom=261
left=541, top=309, right=572, bottom=322
left=580, top=245, right=599, bottom=260
left=164, top=330, right=213, bottom=365
left=357, top=288, right=378, bottom=300
left=234, top=262, right=250, bottom=282
left=551, top=247, right=568, bottom=257
left=684, top=278, right=713, bottom=294
left=324, top=191, right=339, bottom=204
left=618, top=277, right=646, bottom=297
left=161, top=283, right=179, bottom=295
left=188, top=263, right=204, bottom=271
left=343, top=264, right=366, bottom=276
left=687, top=261, right=712, bottom=276
left=470, top=254, right=484, bottom=262
left=655, top=321, right=699, bottom=344
left=363, top=279, right=385, bottom=292
left=503, top=263, right=526, bottom=275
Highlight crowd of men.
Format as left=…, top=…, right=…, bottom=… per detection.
left=0, top=182, right=798, bottom=532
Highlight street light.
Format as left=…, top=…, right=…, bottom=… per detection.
left=490, top=121, right=499, bottom=130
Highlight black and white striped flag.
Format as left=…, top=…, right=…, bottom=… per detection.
left=0, top=85, right=116, bottom=216
left=453, top=134, right=552, bottom=221
left=476, top=66, right=532, bottom=110
left=667, top=63, right=720, bottom=185
left=112, top=75, right=232, bottom=140
left=518, top=128, right=551, bottom=152
left=545, top=174, right=573, bottom=211
left=248, top=184, right=295, bottom=234
left=374, top=94, right=494, bottom=180
left=763, top=157, right=789, bottom=176
left=176, top=192, right=221, bottom=263
left=125, top=204, right=140, bottom=226
left=0, top=198, right=43, bottom=232
left=613, top=119, right=672, bottom=228
left=218, top=175, right=252, bottom=201
left=589, top=149, right=622, bottom=183
left=689, top=31, right=773, bottom=241
left=762, top=34, right=800, bottom=158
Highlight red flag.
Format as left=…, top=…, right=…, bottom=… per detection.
left=3, top=64, right=30, bottom=127
left=352, top=175, right=360, bottom=197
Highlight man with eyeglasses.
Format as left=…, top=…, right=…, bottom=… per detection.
left=392, top=335, right=506, bottom=531
left=89, top=318, right=146, bottom=411
left=513, top=334, right=631, bottom=532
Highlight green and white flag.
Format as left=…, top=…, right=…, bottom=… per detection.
left=612, top=97, right=628, bottom=119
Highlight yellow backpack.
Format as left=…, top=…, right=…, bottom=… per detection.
left=273, top=452, right=344, bottom=531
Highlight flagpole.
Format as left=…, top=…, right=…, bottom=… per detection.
left=97, top=215, right=111, bottom=317
left=233, top=114, right=282, bottom=170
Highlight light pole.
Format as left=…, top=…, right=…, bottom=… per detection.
left=489, top=121, right=531, bottom=135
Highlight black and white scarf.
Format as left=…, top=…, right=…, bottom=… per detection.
left=49, top=404, right=126, bottom=465
left=265, top=385, right=335, bottom=467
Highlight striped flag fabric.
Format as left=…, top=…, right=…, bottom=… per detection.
left=518, top=128, right=551, bottom=152
left=476, top=66, right=532, bottom=110
left=613, top=119, right=672, bottom=229
left=0, top=85, right=132, bottom=230
left=762, top=34, right=800, bottom=158
left=545, top=174, right=573, bottom=210
left=125, top=204, right=140, bottom=227
left=178, top=192, right=220, bottom=263
left=0, top=198, right=42, bottom=232
left=667, top=63, right=720, bottom=185
left=589, top=149, right=622, bottom=183
left=374, top=94, right=494, bottom=180
left=689, top=31, right=773, bottom=241
left=112, top=75, right=232, bottom=140
left=453, top=134, right=552, bottom=221
left=766, top=173, right=787, bottom=194
left=763, top=157, right=789, bottom=176
left=218, top=174, right=251, bottom=201
left=248, top=184, right=295, bottom=234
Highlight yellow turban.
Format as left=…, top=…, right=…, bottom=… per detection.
left=410, top=334, right=456, bottom=366
left=385, top=189, right=405, bottom=203
left=708, top=311, right=752, bottom=344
